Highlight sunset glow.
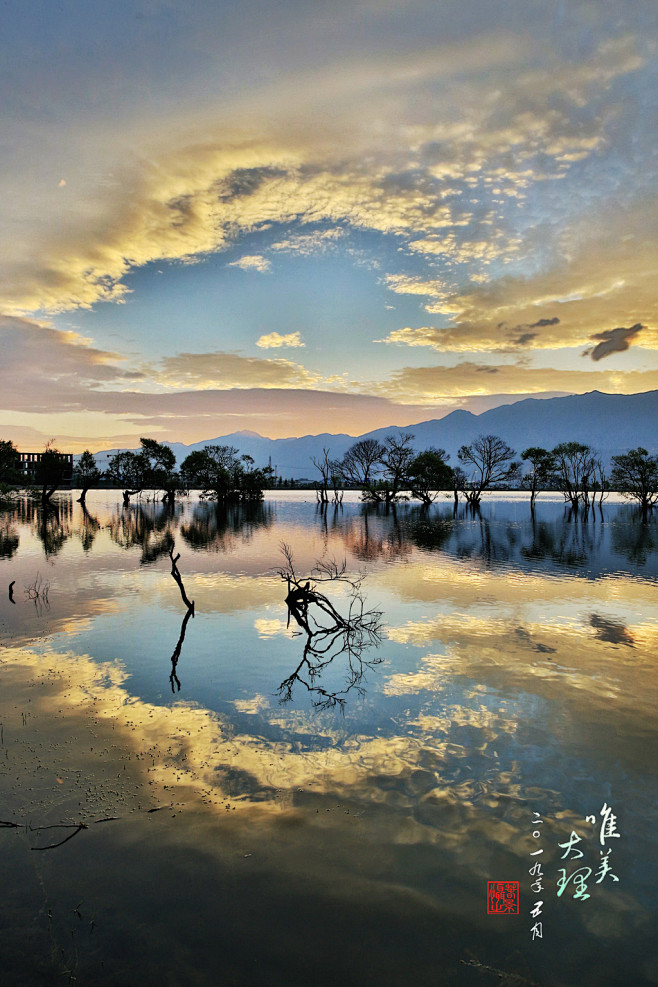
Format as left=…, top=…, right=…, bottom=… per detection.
left=1, top=1, right=656, bottom=450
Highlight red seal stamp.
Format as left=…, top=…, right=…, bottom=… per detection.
left=487, top=881, right=519, bottom=914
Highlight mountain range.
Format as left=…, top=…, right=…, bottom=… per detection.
left=90, top=390, right=658, bottom=480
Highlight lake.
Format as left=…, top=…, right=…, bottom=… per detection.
left=1, top=490, right=657, bottom=986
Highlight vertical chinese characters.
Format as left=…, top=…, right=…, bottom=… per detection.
left=529, top=810, right=544, bottom=940
left=557, top=803, right=621, bottom=901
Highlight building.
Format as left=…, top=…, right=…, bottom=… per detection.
left=18, top=451, right=74, bottom=483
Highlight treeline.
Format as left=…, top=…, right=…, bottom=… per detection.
left=312, top=433, right=658, bottom=516
left=1, top=434, right=657, bottom=516
left=0, top=438, right=273, bottom=507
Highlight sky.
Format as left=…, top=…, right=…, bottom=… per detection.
left=1, top=0, right=657, bottom=451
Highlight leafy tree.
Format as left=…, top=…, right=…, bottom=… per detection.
left=106, top=450, right=147, bottom=506
left=36, top=444, right=69, bottom=506
left=611, top=447, right=658, bottom=518
left=74, top=450, right=101, bottom=504
left=139, top=437, right=177, bottom=498
left=521, top=447, right=557, bottom=512
left=239, top=454, right=275, bottom=501
left=551, top=442, right=597, bottom=512
left=457, top=434, right=518, bottom=504
left=408, top=448, right=453, bottom=506
left=180, top=445, right=272, bottom=501
left=0, top=440, right=21, bottom=484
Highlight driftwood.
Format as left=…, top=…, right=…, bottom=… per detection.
left=276, top=543, right=383, bottom=710
left=0, top=820, right=88, bottom=851
left=167, top=544, right=195, bottom=691
left=168, top=546, right=195, bottom=613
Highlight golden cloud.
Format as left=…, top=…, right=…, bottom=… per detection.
left=374, top=362, right=658, bottom=402
left=153, top=351, right=321, bottom=390
left=256, top=331, right=305, bottom=349
left=0, top=29, right=647, bottom=321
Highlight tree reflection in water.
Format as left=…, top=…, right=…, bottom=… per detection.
left=79, top=503, right=101, bottom=553
left=334, top=504, right=412, bottom=564
left=167, top=544, right=195, bottom=692
left=108, top=502, right=179, bottom=564
left=37, top=501, right=73, bottom=558
left=611, top=507, right=657, bottom=565
left=1, top=496, right=74, bottom=559
left=180, top=500, right=273, bottom=553
left=0, top=518, right=19, bottom=559
left=169, top=608, right=194, bottom=692
left=276, top=543, right=383, bottom=710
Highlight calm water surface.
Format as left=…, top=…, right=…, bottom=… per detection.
left=1, top=491, right=656, bottom=986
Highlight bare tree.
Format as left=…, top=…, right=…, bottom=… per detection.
left=312, top=448, right=343, bottom=504
left=551, top=442, right=597, bottom=513
left=457, top=434, right=518, bottom=505
left=377, top=432, right=416, bottom=505
left=593, top=457, right=609, bottom=512
left=339, top=439, right=386, bottom=488
left=452, top=466, right=466, bottom=509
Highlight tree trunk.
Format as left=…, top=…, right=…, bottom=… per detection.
left=42, top=483, right=57, bottom=507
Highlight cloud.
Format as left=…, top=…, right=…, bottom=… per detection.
left=154, top=351, right=318, bottom=389
left=271, top=228, right=345, bottom=254
left=381, top=213, right=658, bottom=353
left=0, top=315, right=141, bottom=414
left=377, top=317, right=561, bottom=352
left=589, top=614, right=635, bottom=648
left=372, top=361, right=658, bottom=402
left=585, top=324, right=644, bottom=361
left=73, top=387, right=439, bottom=440
left=0, top=21, right=649, bottom=319
left=227, top=254, right=271, bottom=273
left=256, top=331, right=305, bottom=349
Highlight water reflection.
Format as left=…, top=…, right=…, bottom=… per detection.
left=392, top=502, right=657, bottom=579
left=169, top=607, right=194, bottom=692
left=612, top=514, right=657, bottom=565
left=108, top=502, right=180, bottom=564
left=180, top=499, right=273, bottom=553
left=79, top=503, right=100, bottom=553
left=1, top=492, right=657, bottom=987
left=0, top=519, right=19, bottom=558
left=277, top=545, right=383, bottom=709
left=334, top=504, right=412, bottom=563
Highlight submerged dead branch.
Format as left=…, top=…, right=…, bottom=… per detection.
left=168, top=545, right=195, bottom=614
left=24, top=573, right=50, bottom=613
left=276, top=543, right=383, bottom=710
left=31, top=822, right=88, bottom=850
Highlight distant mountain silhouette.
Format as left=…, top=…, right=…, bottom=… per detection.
left=89, top=390, right=658, bottom=481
